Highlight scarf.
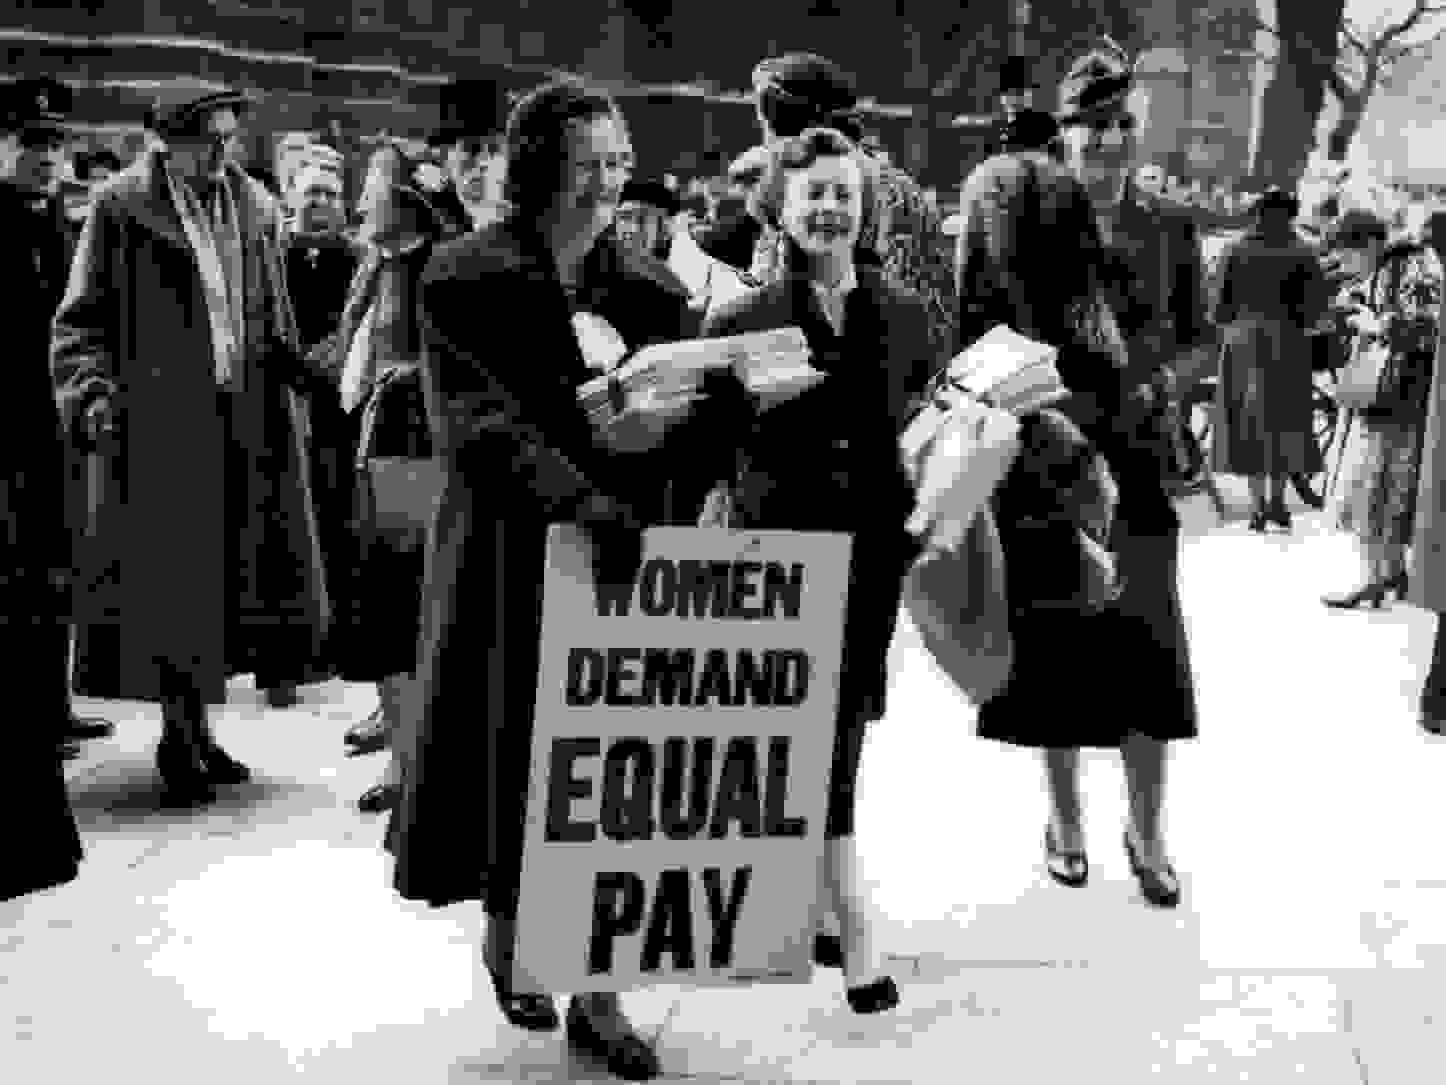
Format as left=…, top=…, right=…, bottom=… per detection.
left=166, top=165, right=246, bottom=386
left=339, top=238, right=426, bottom=412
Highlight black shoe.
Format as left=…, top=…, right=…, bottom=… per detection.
left=1422, top=713, right=1446, bottom=736
left=565, top=996, right=661, bottom=1081
left=1044, top=825, right=1089, bottom=887
left=355, top=782, right=399, bottom=814
left=58, top=740, right=82, bottom=762
left=1123, top=831, right=1181, bottom=909
left=200, top=743, right=252, bottom=785
left=1268, top=500, right=1292, bottom=531
left=812, top=932, right=844, bottom=969
left=486, top=966, right=560, bottom=1032
left=156, top=736, right=216, bottom=807
left=63, top=715, right=115, bottom=742
left=846, top=976, right=901, bottom=1015
left=344, top=709, right=391, bottom=757
left=1248, top=510, right=1268, bottom=533
left=1291, top=473, right=1325, bottom=510
left=1322, top=581, right=1390, bottom=610
left=263, top=683, right=301, bottom=709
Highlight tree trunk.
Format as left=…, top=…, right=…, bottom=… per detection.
left=1324, top=98, right=1365, bottom=160
left=1252, top=0, right=1345, bottom=188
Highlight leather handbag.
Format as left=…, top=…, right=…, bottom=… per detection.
left=354, top=369, right=443, bottom=551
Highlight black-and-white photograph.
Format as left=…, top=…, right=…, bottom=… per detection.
left=4, top=1, right=1445, bottom=1081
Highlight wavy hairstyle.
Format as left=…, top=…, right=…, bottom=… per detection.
left=502, top=78, right=626, bottom=217
left=750, top=126, right=880, bottom=243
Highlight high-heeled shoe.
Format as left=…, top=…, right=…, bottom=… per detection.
left=1267, top=499, right=1291, bottom=531
left=1321, top=581, right=1390, bottom=609
left=1248, top=510, right=1268, bottom=533
left=565, top=995, right=661, bottom=1080
left=199, top=742, right=252, bottom=785
left=486, top=965, right=560, bottom=1032
left=355, top=782, right=399, bottom=814
left=1123, top=831, right=1181, bottom=909
left=1044, top=824, right=1089, bottom=887
left=1385, top=570, right=1410, bottom=600
left=810, top=934, right=901, bottom=1013
left=155, top=734, right=216, bottom=807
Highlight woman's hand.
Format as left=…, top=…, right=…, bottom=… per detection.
left=599, top=385, right=708, bottom=454
left=574, top=493, right=645, bottom=588
left=81, top=395, right=120, bottom=444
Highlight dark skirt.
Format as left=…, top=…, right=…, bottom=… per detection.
left=1213, top=316, right=1321, bottom=477
left=312, top=386, right=428, bottom=683
left=976, top=525, right=1197, bottom=748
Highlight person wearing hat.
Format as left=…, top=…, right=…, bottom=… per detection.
left=697, top=52, right=956, bottom=356
left=50, top=77, right=331, bottom=806
left=1211, top=185, right=1328, bottom=533
left=1321, top=207, right=1438, bottom=612
left=0, top=74, right=94, bottom=902
left=953, top=42, right=1210, bottom=911
left=423, top=78, right=509, bottom=237
left=2, top=79, right=121, bottom=749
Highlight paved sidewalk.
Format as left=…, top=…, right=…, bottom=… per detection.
left=4, top=484, right=1444, bottom=1082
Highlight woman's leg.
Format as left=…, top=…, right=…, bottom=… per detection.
left=1044, top=748, right=1085, bottom=852
left=822, top=834, right=885, bottom=988
left=1120, top=731, right=1169, bottom=867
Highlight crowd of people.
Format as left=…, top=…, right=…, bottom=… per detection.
left=4, top=37, right=1445, bottom=1081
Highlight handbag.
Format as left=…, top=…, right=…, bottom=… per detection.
left=354, top=369, right=443, bottom=551
left=1336, top=333, right=1391, bottom=410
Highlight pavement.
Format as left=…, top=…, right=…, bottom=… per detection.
left=6, top=478, right=1446, bottom=1083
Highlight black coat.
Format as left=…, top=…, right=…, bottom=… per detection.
left=0, top=180, right=83, bottom=902
left=386, top=218, right=728, bottom=912
left=701, top=265, right=935, bottom=727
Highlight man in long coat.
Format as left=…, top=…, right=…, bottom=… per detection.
left=51, top=79, right=329, bottom=805
left=1, top=76, right=86, bottom=900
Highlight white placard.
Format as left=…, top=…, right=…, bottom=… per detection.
left=511, top=525, right=852, bottom=994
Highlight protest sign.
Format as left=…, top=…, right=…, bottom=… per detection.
left=511, top=525, right=852, bottom=994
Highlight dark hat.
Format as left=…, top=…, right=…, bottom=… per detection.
left=1000, top=56, right=1038, bottom=96
left=1330, top=207, right=1389, bottom=248
left=145, top=78, right=253, bottom=137
left=427, top=78, right=508, bottom=147
left=1000, top=109, right=1059, bottom=153
left=1252, top=185, right=1301, bottom=219
left=1, top=77, right=73, bottom=134
left=620, top=179, right=680, bottom=216
left=1057, top=42, right=1134, bottom=123
left=751, top=53, right=857, bottom=114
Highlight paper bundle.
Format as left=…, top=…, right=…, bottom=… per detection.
left=577, top=326, right=818, bottom=429
left=946, top=324, right=1068, bottom=414
left=903, top=397, right=1022, bottom=546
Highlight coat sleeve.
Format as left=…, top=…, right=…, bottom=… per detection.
left=1171, top=213, right=1209, bottom=351
left=50, top=195, right=121, bottom=452
left=1209, top=243, right=1239, bottom=327
left=418, top=268, right=601, bottom=522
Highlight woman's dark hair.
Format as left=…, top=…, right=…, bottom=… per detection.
left=503, top=78, right=624, bottom=215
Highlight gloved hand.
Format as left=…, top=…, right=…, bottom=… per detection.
left=574, top=493, right=645, bottom=588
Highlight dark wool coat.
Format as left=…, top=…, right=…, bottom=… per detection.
left=700, top=265, right=935, bottom=838
left=0, top=180, right=83, bottom=902
left=51, top=154, right=330, bottom=704
left=955, top=153, right=1197, bottom=747
left=385, top=218, right=729, bottom=914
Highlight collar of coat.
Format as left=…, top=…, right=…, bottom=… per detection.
left=97, top=152, right=281, bottom=250
left=429, top=213, right=691, bottom=305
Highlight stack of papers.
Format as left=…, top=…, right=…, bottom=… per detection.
left=577, top=326, right=819, bottom=428
left=947, top=325, right=1068, bottom=414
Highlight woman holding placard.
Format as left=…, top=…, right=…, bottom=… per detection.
left=701, top=126, right=939, bottom=1014
left=386, top=80, right=733, bottom=1081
